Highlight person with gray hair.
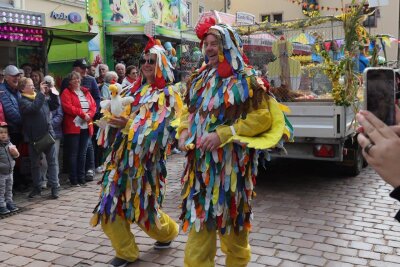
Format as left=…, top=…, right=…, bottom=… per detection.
left=101, top=71, right=119, bottom=100
left=40, top=75, right=63, bottom=190
left=0, top=65, right=24, bottom=191
left=115, top=63, right=125, bottom=84
left=96, top=64, right=109, bottom=88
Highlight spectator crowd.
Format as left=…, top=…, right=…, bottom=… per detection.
left=0, top=58, right=177, bottom=215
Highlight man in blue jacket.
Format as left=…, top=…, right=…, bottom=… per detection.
left=0, top=65, right=26, bottom=190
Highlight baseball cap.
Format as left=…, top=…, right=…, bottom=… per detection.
left=72, top=59, right=88, bottom=69
left=0, top=121, right=8, bottom=127
left=4, top=65, right=23, bottom=76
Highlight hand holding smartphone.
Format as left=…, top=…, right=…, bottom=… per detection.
left=363, top=67, right=396, bottom=126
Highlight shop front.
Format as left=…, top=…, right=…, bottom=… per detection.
left=90, top=0, right=198, bottom=69
left=0, top=7, right=96, bottom=86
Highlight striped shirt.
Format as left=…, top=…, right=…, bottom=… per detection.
left=74, top=89, right=89, bottom=129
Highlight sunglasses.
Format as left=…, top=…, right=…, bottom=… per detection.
left=139, top=58, right=156, bottom=65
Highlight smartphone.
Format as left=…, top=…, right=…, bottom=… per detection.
left=364, top=67, right=396, bottom=125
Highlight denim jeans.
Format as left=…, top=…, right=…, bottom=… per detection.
left=0, top=173, right=13, bottom=207
left=28, top=142, right=59, bottom=190
left=40, top=139, right=61, bottom=187
left=64, top=130, right=90, bottom=184
left=85, top=138, right=95, bottom=172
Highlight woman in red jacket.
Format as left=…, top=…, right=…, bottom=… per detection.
left=61, top=71, right=96, bottom=186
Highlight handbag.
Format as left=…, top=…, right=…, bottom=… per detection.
left=33, top=133, right=55, bottom=153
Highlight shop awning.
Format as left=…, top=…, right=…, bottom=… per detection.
left=0, top=23, right=97, bottom=45
left=105, top=23, right=199, bottom=43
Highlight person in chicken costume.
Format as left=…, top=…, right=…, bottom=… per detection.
left=177, top=18, right=292, bottom=267
left=90, top=36, right=182, bottom=267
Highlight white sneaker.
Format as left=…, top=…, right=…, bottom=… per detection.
left=95, top=166, right=104, bottom=174
left=172, top=148, right=181, bottom=154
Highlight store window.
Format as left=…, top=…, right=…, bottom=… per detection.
left=260, top=14, right=269, bottom=23
left=199, top=5, right=204, bottom=15
left=0, top=0, right=14, bottom=8
left=186, top=2, right=192, bottom=27
left=260, top=13, right=283, bottom=23
left=272, top=13, right=283, bottom=22
left=363, top=7, right=377, bottom=27
left=346, top=4, right=377, bottom=28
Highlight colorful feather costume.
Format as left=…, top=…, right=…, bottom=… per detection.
left=178, top=21, right=293, bottom=235
left=91, top=37, right=183, bottom=229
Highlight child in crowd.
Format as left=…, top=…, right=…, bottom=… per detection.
left=0, top=122, right=20, bottom=215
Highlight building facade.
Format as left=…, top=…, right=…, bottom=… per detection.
left=0, top=0, right=91, bottom=79
left=227, top=0, right=399, bottom=62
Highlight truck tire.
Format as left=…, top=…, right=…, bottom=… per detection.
left=342, top=139, right=364, bottom=176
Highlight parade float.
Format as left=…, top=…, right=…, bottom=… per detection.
left=236, top=0, right=388, bottom=175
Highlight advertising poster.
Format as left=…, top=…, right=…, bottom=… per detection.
left=103, top=0, right=188, bottom=30
left=88, top=0, right=105, bottom=64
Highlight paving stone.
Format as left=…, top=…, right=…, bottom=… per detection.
left=33, top=251, right=62, bottom=261
left=349, top=241, right=373, bottom=250
left=358, top=250, right=381, bottom=260
left=297, top=255, right=326, bottom=266
left=0, top=243, right=19, bottom=252
left=325, top=261, right=354, bottom=267
left=73, top=251, right=97, bottom=259
left=322, top=252, right=341, bottom=261
left=276, top=251, right=300, bottom=261
left=3, top=255, right=33, bottom=266
left=25, top=261, right=52, bottom=267
left=52, top=255, right=82, bottom=267
left=257, top=256, right=282, bottom=266
left=0, top=251, right=13, bottom=261
left=10, top=247, right=40, bottom=257
left=341, top=256, right=368, bottom=265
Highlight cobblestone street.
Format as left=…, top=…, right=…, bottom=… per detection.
left=1, top=155, right=400, bottom=267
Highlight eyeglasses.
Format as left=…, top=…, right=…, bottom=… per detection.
left=131, top=72, right=138, bottom=75
left=139, top=58, right=156, bottom=65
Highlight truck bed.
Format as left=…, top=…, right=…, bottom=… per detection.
left=284, top=101, right=356, bottom=139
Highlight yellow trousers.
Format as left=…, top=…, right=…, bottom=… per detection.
left=101, top=210, right=179, bottom=262
left=184, top=227, right=251, bottom=267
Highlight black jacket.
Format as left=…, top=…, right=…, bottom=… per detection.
left=0, top=141, right=15, bottom=174
left=18, top=92, right=59, bottom=143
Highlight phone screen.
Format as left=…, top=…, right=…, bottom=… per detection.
left=366, top=68, right=396, bottom=125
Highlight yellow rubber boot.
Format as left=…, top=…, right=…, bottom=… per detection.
left=219, top=229, right=251, bottom=267
left=137, top=210, right=179, bottom=243
left=184, top=227, right=217, bottom=267
left=101, top=215, right=139, bottom=262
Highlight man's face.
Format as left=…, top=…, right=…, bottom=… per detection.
left=204, top=34, right=220, bottom=68
left=0, top=127, right=8, bottom=142
left=115, top=65, right=125, bottom=77
left=89, top=66, right=96, bottom=76
left=73, top=66, right=86, bottom=77
left=99, top=65, right=108, bottom=77
left=5, top=74, right=20, bottom=89
left=23, top=66, right=32, bottom=76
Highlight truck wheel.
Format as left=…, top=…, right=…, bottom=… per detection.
left=343, top=143, right=364, bottom=176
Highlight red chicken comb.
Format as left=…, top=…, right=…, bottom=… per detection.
left=195, top=17, right=216, bottom=41
left=144, top=35, right=156, bottom=53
